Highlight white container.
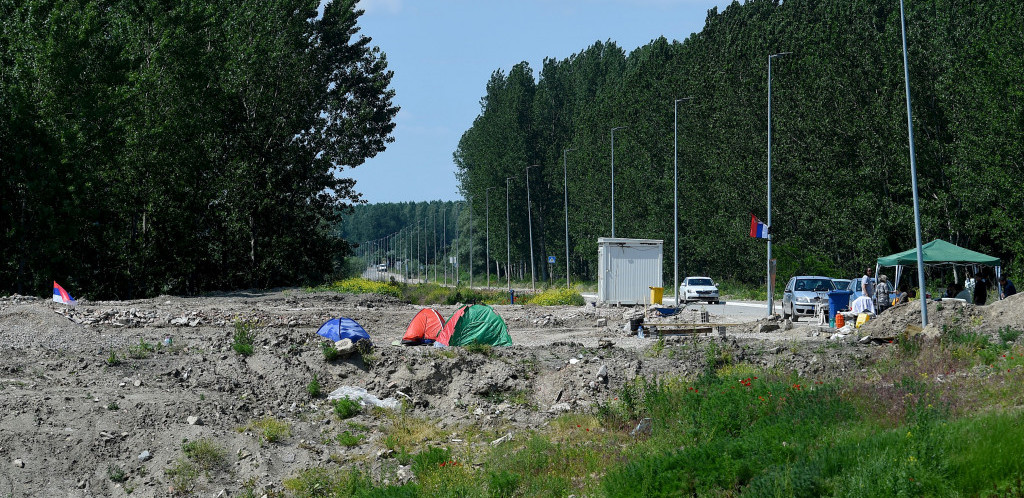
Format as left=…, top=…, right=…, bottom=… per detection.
left=597, top=238, right=664, bottom=305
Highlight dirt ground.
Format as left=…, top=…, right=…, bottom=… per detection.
left=0, top=290, right=1020, bottom=497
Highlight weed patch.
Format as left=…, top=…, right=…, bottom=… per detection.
left=332, top=397, right=361, bottom=420
left=241, top=417, right=291, bottom=443
left=232, top=318, right=258, bottom=356
left=182, top=438, right=228, bottom=472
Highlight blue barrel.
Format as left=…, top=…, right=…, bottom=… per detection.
left=828, top=290, right=854, bottom=314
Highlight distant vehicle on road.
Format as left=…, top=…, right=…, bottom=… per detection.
left=831, top=278, right=852, bottom=292
left=376, top=264, right=387, bottom=272
left=679, top=277, right=720, bottom=304
left=782, top=276, right=835, bottom=321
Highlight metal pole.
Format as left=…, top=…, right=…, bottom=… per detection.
left=526, top=165, right=540, bottom=293
left=563, top=148, right=576, bottom=289
left=610, top=127, right=626, bottom=238
left=506, top=177, right=512, bottom=292
left=900, top=0, right=928, bottom=326
left=442, top=206, right=447, bottom=286
left=674, top=97, right=693, bottom=306
left=767, top=52, right=790, bottom=316
left=433, top=208, right=437, bottom=283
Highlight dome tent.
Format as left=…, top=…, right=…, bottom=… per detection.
left=401, top=308, right=445, bottom=345
left=316, top=317, right=372, bottom=345
left=434, top=304, right=511, bottom=347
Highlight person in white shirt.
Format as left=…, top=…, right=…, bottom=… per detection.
left=861, top=267, right=875, bottom=297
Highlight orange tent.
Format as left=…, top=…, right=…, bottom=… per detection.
left=401, top=308, right=445, bottom=345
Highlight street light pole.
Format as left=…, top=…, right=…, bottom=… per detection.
left=899, top=0, right=927, bottom=326
left=505, top=177, right=512, bottom=293
left=468, top=198, right=473, bottom=288
left=674, top=97, right=693, bottom=307
left=610, top=126, right=626, bottom=238
left=526, top=165, right=540, bottom=293
left=563, top=147, right=576, bottom=289
left=442, top=206, right=447, bottom=287
left=767, top=51, right=790, bottom=316
left=486, top=187, right=496, bottom=289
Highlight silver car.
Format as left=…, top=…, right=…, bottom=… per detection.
left=782, top=276, right=835, bottom=321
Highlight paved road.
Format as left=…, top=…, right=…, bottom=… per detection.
left=580, top=293, right=782, bottom=323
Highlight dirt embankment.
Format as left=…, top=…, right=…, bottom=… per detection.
left=0, top=290, right=1018, bottom=496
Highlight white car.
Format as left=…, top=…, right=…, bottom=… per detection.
left=679, top=277, right=719, bottom=304
left=376, top=264, right=387, bottom=272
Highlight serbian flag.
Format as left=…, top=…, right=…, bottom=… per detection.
left=53, top=281, right=76, bottom=305
left=749, top=213, right=769, bottom=239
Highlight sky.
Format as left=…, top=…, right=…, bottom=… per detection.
left=349, top=0, right=732, bottom=204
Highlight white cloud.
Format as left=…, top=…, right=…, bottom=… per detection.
left=357, top=0, right=403, bottom=14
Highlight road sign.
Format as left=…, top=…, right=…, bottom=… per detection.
left=547, top=256, right=556, bottom=264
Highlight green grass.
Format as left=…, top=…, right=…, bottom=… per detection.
left=310, top=278, right=403, bottom=298
left=241, top=417, right=291, bottom=444
left=165, top=459, right=199, bottom=495
left=332, top=397, right=361, bottom=420
left=232, top=318, right=258, bottom=356
left=307, top=374, right=322, bottom=398
left=181, top=438, right=228, bottom=472
left=529, top=287, right=585, bottom=306
left=336, top=431, right=364, bottom=447
left=127, top=338, right=157, bottom=359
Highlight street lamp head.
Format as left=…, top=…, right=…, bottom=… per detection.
left=675, top=96, right=694, bottom=103
left=611, top=126, right=627, bottom=132
left=769, top=51, right=792, bottom=58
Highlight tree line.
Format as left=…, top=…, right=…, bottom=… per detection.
left=1, top=0, right=398, bottom=298
left=451, top=0, right=1023, bottom=287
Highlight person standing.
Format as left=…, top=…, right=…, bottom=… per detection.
left=999, top=275, right=1016, bottom=299
left=974, top=269, right=989, bottom=306
left=861, top=267, right=875, bottom=299
left=875, top=274, right=893, bottom=313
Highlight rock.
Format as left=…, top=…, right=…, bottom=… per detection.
left=334, top=338, right=356, bottom=355
left=768, top=346, right=785, bottom=354
left=138, top=450, right=152, bottom=462
left=596, top=318, right=608, bottom=327
left=568, top=358, right=579, bottom=365
left=549, top=403, right=572, bottom=413
left=473, top=408, right=484, bottom=416
left=596, top=365, right=608, bottom=380
left=490, top=432, right=514, bottom=446
left=630, top=418, right=653, bottom=436
left=186, top=416, right=202, bottom=426
left=13, top=459, right=24, bottom=468
left=396, top=465, right=414, bottom=484
left=757, top=323, right=780, bottom=333
left=598, top=338, right=615, bottom=348
left=282, top=452, right=295, bottom=463
left=859, top=335, right=873, bottom=344
left=133, top=379, right=142, bottom=387
left=377, top=449, right=395, bottom=459
left=782, top=319, right=793, bottom=330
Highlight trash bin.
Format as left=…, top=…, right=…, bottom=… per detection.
left=649, top=286, right=664, bottom=305
left=828, top=290, right=853, bottom=314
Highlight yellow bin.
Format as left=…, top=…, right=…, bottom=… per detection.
left=649, top=286, right=664, bottom=305
left=855, top=313, right=870, bottom=328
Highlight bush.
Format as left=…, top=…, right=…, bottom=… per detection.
left=307, top=374, right=321, bottom=398
left=243, top=417, right=291, bottom=443
left=232, top=318, right=258, bottom=356
left=106, top=464, right=127, bottom=483
left=322, top=342, right=342, bottom=361
left=332, top=397, right=361, bottom=420
left=106, top=351, right=121, bottom=366
left=182, top=438, right=228, bottom=472
left=318, top=278, right=402, bottom=298
left=530, top=288, right=585, bottom=306
left=128, top=338, right=156, bottom=359
left=336, top=431, right=363, bottom=447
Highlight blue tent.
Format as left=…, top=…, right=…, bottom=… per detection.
left=316, top=317, right=372, bottom=345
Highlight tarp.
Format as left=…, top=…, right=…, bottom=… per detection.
left=316, top=317, right=372, bottom=345
left=401, top=308, right=445, bottom=345
left=876, top=239, right=1000, bottom=266
left=435, top=304, right=512, bottom=347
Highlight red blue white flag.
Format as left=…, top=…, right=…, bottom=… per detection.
left=749, top=213, right=768, bottom=239
left=53, top=281, right=76, bottom=305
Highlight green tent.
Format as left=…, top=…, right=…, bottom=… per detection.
left=435, top=304, right=512, bottom=347
left=876, top=239, right=1003, bottom=298
left=876, top=239, right=1000, bottom=266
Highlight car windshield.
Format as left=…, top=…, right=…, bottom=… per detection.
left=832, top=279, right=851, bottom=290
left=688, top=278, right=713, bottom=286
left=794, top=278, right=834, bottom=292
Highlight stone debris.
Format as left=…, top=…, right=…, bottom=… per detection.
left=13, top=458, right=24, bottom=468
left=490, top=432, right=514, bottom=446
left=630, top=418, right=653, bottom=437
left=187, top=416, right=202, bottom=426
left=138, top=450, right=152, bottom=462
left=596, top=318, right=608, bottom=327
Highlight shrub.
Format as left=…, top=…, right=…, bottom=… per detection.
left=128, top=338, right=156, bottom=359
left=530, top=288, right=586, bottom=306
left=182, top=438, right=228, bottom=472
left=322, top=342, right=342, bottom=361
left=232, top=318, right=258, bottom=356
left=307, top=374, right=321, bottom=398
left=106, top=351, right=121, bottom=366
left=336, top=431, right=363, bottom=447
left=165, top=459, right=199, bottom=495
left=320, top=278, right=402, bottom=298
left=332, top=397, right=361, bottom=420
left=999, top=326, right=1022, bottom=345
left=463, top=343, right=493, bottom=356
left=107, top=464, right=127, bottom=483
left=243, top=417, right=291, bottom=443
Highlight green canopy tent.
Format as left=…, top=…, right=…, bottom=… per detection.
left=875, top=239, right=1002, bottom=298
